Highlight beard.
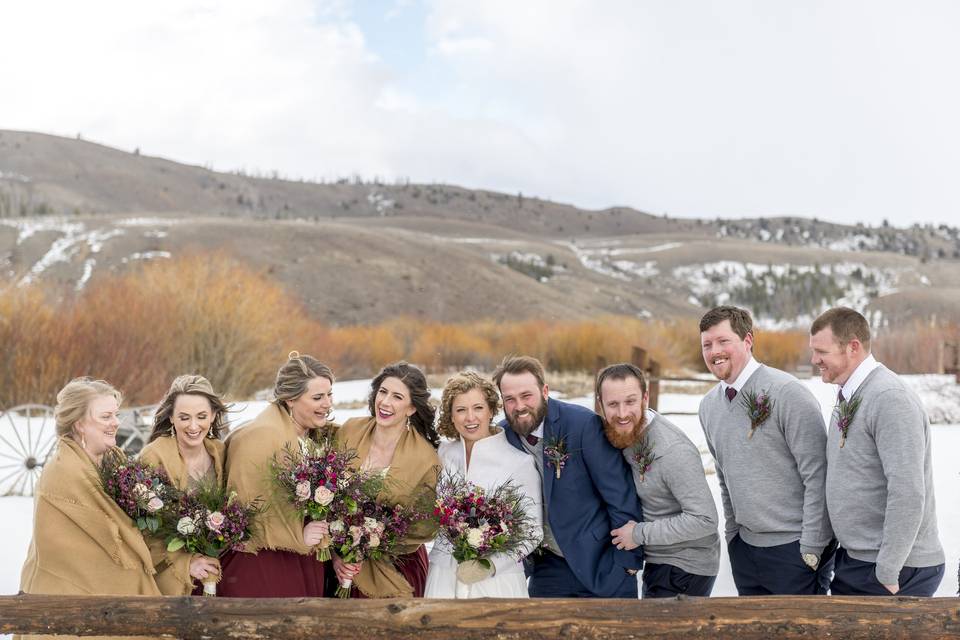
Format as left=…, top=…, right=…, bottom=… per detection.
left=603, top=411, right=648, bottom=450
left=505, top=396, right=549, bottom=437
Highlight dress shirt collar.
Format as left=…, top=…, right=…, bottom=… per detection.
left=841, top=354, right=880, bottom=400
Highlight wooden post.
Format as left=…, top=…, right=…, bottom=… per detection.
left=648, top=359, right=661, bottom=411
left=3, top=594, right=960, bottom=639
left=594, top=355, right=607, bottom=413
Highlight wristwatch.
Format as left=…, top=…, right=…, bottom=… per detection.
left=802, top=553, right=819, bottom=570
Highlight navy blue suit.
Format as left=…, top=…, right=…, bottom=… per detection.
left=503, top=398, right=643, bottom=597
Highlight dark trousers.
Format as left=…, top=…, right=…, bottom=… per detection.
left=831, top=548, right=944, bottom=597
left=641, top=562, right=716, bottom=598
left=529, top=550, right=638, bottom=598
left=728, top=534, right=834, bottom=595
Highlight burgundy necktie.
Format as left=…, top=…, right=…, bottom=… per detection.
left=526, top=434, right=540, bottom=446
left=838, top=388, right=845, bottom=403
left=725, top=387, right=738, bottom=402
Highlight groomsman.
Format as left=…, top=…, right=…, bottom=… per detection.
left=698, top=306, right=834, bottom=595
left=602, top=363, right=720, bottom=597
left=494, top=355, right=644, bottom=597
left=810, top=307, right=944, bottom=596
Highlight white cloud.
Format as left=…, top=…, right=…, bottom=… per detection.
left=1, top=0, right=958, bottom=226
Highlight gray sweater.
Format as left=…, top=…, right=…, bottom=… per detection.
left=627, top=411, right=720, bottom=576
left=699, top=364, right=833, bottom=555
left=825, top=365, right=944, bottom=584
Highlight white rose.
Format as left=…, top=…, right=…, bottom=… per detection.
left=466, top=527, right=484, bottom=549
left=313, top=485, right=334, bottom=506
left=363, top=517, right=380, bottom=531
left=368, top=533, right=381, bottom=548
left=295, top=481, right=311, bottom=500
left=349, top=525, right=363, bottom=545
left=132, top=483, right=148, bottom=498
left=176, top=516, right=197, bottom=535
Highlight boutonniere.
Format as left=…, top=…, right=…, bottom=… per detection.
left=631, top=438, right=655, bottom=482
left=836, top=396, right=862, bottom=448
left=543, top=437, right=570, bottom=479
left=740, top=389, right=773, bottom=439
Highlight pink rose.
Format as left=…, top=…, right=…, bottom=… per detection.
left=146, top=497, right=164, bottom=513
left=206, top=511, right=226, bottom=532
left=313, top=485, right=334, bottom=506
left=295, top=481, right=311, bottom=500
left=368, top=533, right=381, bottom=548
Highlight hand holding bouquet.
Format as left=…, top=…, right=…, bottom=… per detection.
left=434, top=473, right=537, bottom=582
left=328, top=500, right=420, bottom=598
left=160, top=478, right=260, bottom=595
left=99, top=450, right=174, bottom=534
left=274, top=437, right=384, bottom=561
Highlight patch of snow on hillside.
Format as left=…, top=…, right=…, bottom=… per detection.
left=75, top=259, right=95, bottom=291
left=0, top=217, right=82, bottom=245
left=827, top=234, right=881, bottom=252
left=367, top=191, right=395, bottom=215
left=632, top=242, right=683, bottom=254
left=117, top=217, right=181, bottom=227
left=143, top=230, right=167, bottom=239
left=0, top=170, right=31, bottom=183
left=612, top=260, right=659, bottom=278
left=121, top=251, right=171, bottom=263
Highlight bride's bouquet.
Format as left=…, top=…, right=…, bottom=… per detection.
left=433, top=473, right=537, bottom=574
left=273, top=437, right=384, bottom=561
left=99, top=450, right=174, bottom=534
left=160, top=479, right=260, bottom=595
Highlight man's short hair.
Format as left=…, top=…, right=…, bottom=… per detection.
left=699, top=305, right=753, bottom=340
left=595, top=363, right=647, bottom=404
left=492, top=355, right=546, bottom=389
left=811, top=307, right=871, bottom=350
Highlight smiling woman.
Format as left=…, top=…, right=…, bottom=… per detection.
left=219, top=352, right=337, bottom=598
left=138, top=374, right=229, bottom=595
left=19, top=377, right=162, bottom=598
left=333, top=362, right=441, bottom=598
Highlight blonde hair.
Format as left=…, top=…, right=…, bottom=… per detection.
left=149, top=374, right=229, bottom=442
left=437, top=371, right=501, bottom=440
left=54, top=377, right=122, bottom=438
left=274, top=351, right=335, bottom=408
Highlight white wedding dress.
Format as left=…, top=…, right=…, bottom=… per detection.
left=424, top=429, right=543, bottom=598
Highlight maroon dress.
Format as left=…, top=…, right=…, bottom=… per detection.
left=346, top=546, right=428, bottom=598
left=219, top=549, right=326, bottom=597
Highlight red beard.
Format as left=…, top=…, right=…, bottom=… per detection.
left=603, top=411, right=648, bottom=450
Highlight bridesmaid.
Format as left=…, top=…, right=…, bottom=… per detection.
left=332, top=362, right=441, bottom=598
left=20, top=378, right=161, bottom=598
left=139, top=374, right=227, bottom=595
left=424, top=371, right=542, bottom=598
left=218, top=352, right=335, bottom=597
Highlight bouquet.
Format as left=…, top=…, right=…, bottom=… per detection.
left=433, top=473, right=537, bottom=576
left=160, top=478, right=260, bottom=595
left=328, top=499, right=420, bottom=598
left=274, top=437, right=384, bottom=561
left=99, top=450, right=174, bottom=534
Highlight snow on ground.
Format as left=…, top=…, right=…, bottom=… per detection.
left=2, top=376, right=959, bottom=600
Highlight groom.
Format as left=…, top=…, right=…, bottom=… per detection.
left=494, top=355, right=643, bottom=597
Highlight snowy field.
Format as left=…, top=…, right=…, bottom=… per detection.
left=2, top=374, right=958, bottom=603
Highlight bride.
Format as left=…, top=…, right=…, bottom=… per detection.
left=424, top=371, right=542, bottom=598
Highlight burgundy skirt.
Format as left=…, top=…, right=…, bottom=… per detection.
left=218, top=548, right=327, bottom=597
left=348, top=545, right=428, bottom=598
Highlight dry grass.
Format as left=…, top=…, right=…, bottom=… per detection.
left=3, top=256, right=955, bottom=407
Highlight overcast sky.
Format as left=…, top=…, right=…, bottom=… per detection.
left=2, top=1, right=958, bottom=227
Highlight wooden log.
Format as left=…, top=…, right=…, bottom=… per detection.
left=647, top=359, right=662, bottom=411
left=3, top=594, right=960, bottom=640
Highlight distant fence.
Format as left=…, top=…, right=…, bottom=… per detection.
left=595, top=346, right=710, bottom=416
left=1, top=593, right=959, bottom=639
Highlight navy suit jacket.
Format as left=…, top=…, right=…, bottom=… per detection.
left=503, top=397, right=643, bottom=596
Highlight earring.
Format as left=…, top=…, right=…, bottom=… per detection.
left=405, top=417, right=411, bottom=431
left=80, top=432, right=87, bottom=450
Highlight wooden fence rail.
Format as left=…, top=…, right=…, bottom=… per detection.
left=2, top=594, right=960, bottom=639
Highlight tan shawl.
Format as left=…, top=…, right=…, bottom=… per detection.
left=138, top=435, right=226, bottom=595
left=19, top=437, right=161, bottom=597
left=336, top=417, right=440, bottom=598
left=224, top=403, right=312, bottom=554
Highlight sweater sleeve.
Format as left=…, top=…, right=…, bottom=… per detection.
left=780, top=381, right=833, bottom=555
left=700, top=401, right=738, bottom=542
left=632, top=444, right=718, bottom=546
left=872, top=389, right=927, bottom=585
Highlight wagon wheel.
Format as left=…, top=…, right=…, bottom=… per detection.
left=0, top=404, right=58, bottom=497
